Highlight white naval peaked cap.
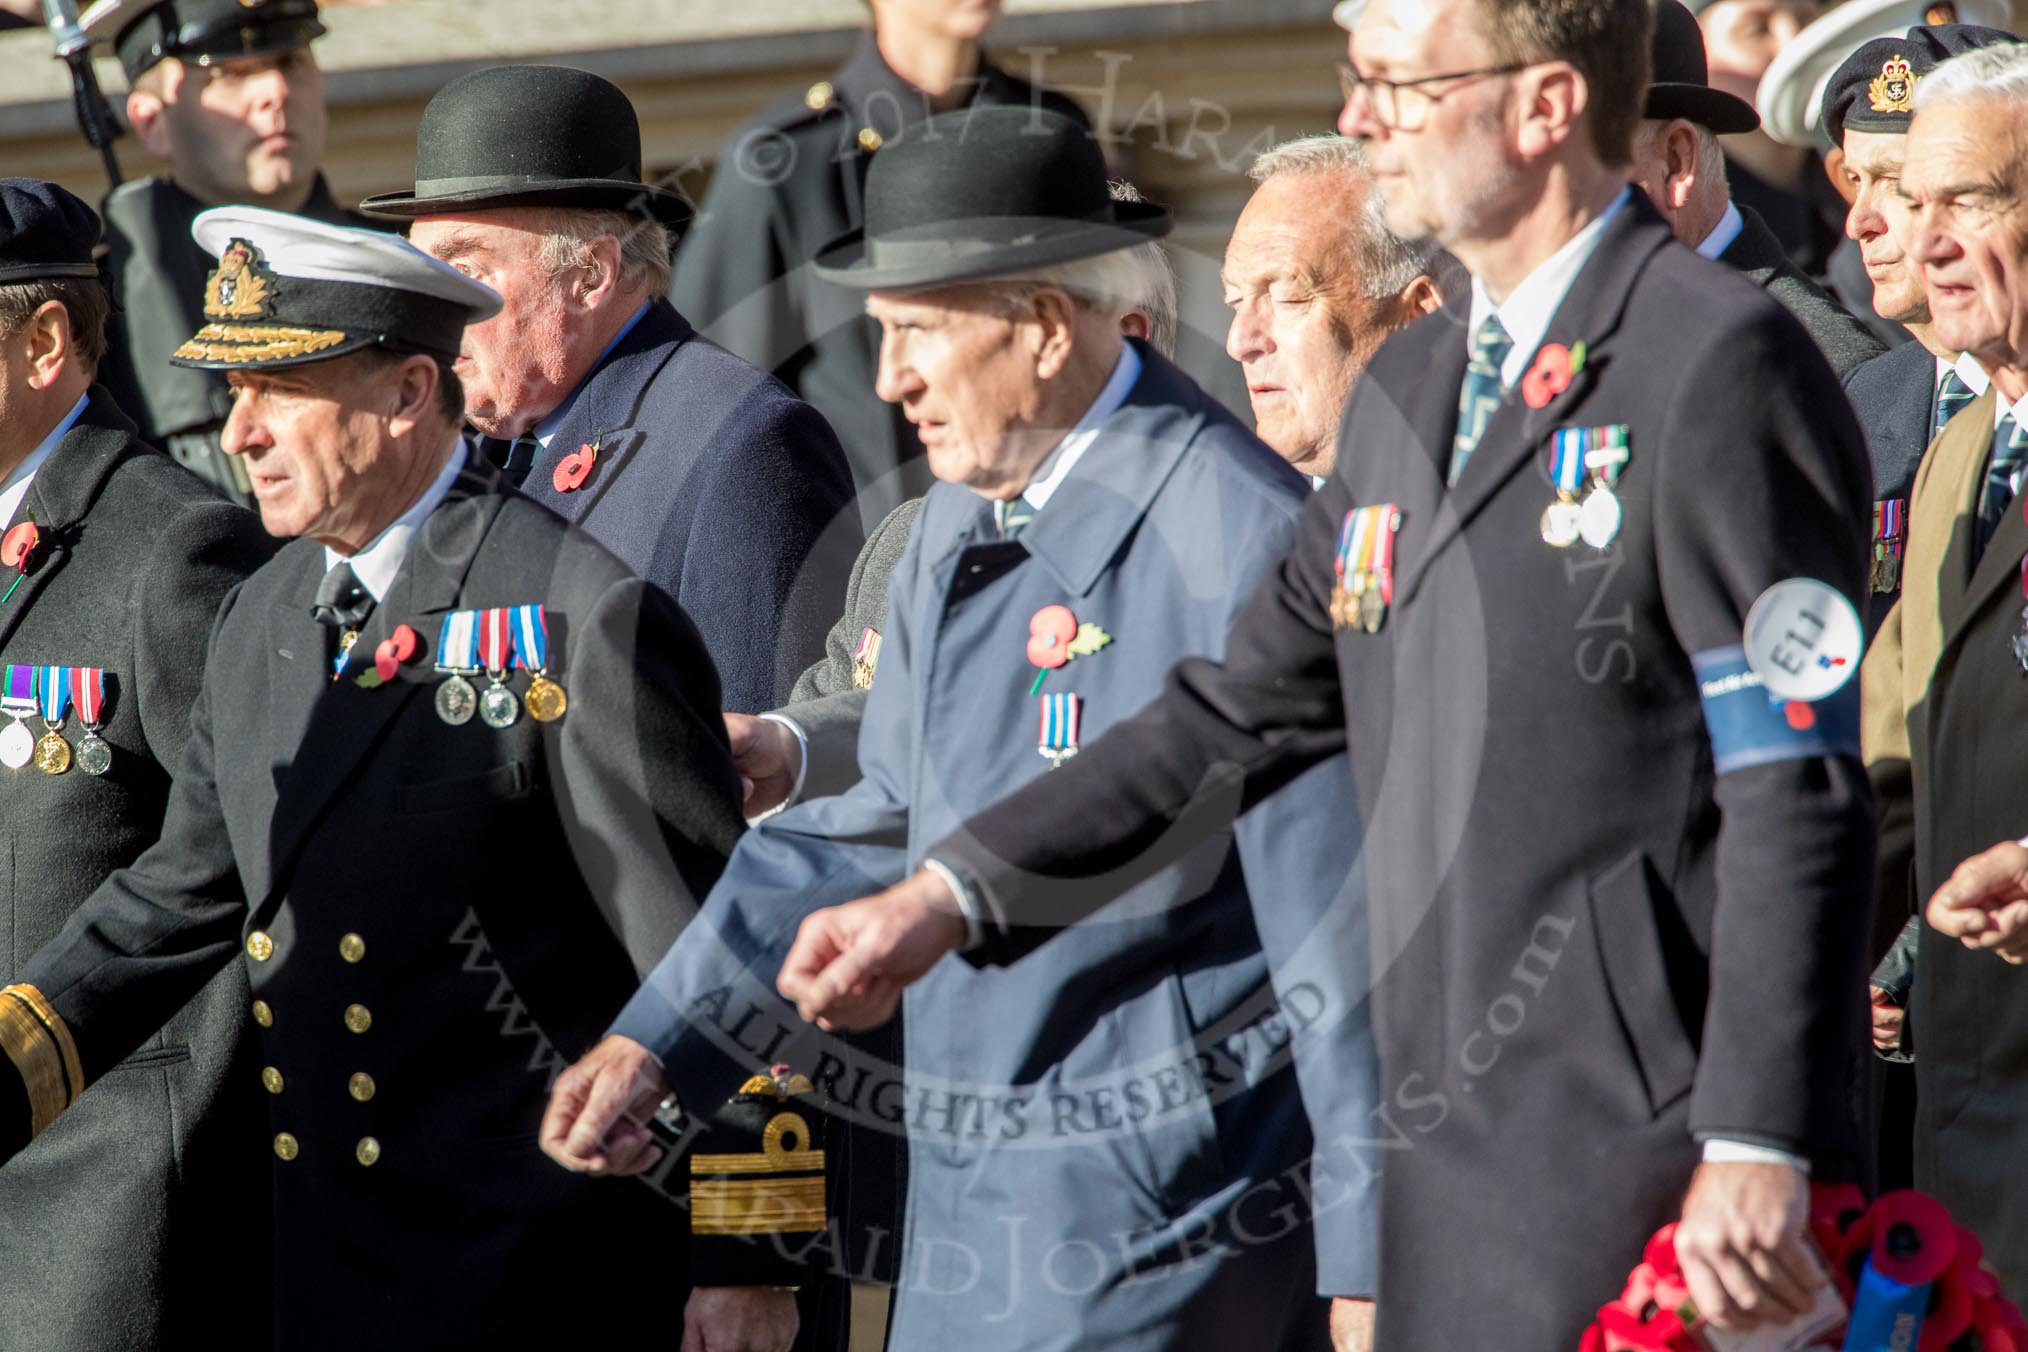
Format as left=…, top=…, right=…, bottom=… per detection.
left=1756, top=0, right=2014, bottom=146
left=1333, top=0, right=1364, bottom=32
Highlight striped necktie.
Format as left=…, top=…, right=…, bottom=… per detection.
left=1976, top=413, right=2028, bottom=556
left=997, top=495, right=1038, bottom=541
left=1934, top=369, right=1977, bottom=441
left=485, top=435, right=540, bottom=489
left=1449, top=314, right=1515, bottom=486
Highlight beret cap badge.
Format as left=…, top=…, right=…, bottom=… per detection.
left=1869, top=55, right=1919, bottom=114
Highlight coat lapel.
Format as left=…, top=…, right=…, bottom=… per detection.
left=522, top=301, right=687, bottom=522
left=262, top=463, right=509, bottom=891
left=1943, top=410, right=2028, bottom=647
left=0, top=391, right=139, bottom=654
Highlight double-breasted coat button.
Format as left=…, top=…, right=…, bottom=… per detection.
left=251, top=999, right=273, bottom=1028
left=246, top=931, right=273, bottom=961
left=355, top=1137, right=381, bottom=1167
left=338, top=933, right=366, bottom=963
left=261, top=1066, right=284, bottom=1094
left=344, top=1003, right=372, bottom=1034
left=805, top=80, right=834, bottom=110
left=857, top=127, right=884, bottom=153
left=348, top=1072, right=376, bottom=1102
left=273, top=1132, right=299, bottom=1161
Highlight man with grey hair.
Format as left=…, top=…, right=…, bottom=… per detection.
left=368, top=65, right=860, bottom=714
left=1633, top=0, right=1886, bottom=376
left=1224, top=134, right=1459, bottom=481
left=1858, top=39, right=2028, bottom=1296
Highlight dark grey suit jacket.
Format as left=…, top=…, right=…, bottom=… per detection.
left=0, top=391, right=278, bottom=1348
left=1718, top=204, right=1887, bottom=379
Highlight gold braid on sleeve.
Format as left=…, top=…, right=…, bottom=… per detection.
left=0, top=984, right=82, bottom=1140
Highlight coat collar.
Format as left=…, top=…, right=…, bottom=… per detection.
left=833, top=32, right=1034, bottom=142
left=0, top=390, right=145, bottom=654
left=1716, top=204, right=1792, bottom=286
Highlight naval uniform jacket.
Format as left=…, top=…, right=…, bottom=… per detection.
left=671, top=33, right=1088, bottom=532
left=482, top=298, right=860, bottom=715
left=1860, top=388, right=2028, bottom=1295
left=613, top=345, right=1378, bottom=1347
left=928, top=201, right=1878, bottom=1348
left=0, top=392, right=277, bottom=1348
left=3, top=460, right=752, bottom=1348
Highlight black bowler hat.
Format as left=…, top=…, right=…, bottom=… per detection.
left=0, top=179, right=102, bottom=285
left=1646, top=0, right=1762, bottom=134
left=169, top=206, right=501, bottom=371
left=1821, top=24, right=2022, bottom=143
left=79, top=0, right=324, bottom=83
left=812, top=106, right=1170, bottom=292
left=358, top=65, right=690, bottom=229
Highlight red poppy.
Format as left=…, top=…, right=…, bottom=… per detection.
left=1, top=520, right=39, bottom=571
left=374, top=624, right=420, bottom=682
left=553, top=441, right=598, bottom=492
left=1523, top=343, right=1575, bottom=409
left=1027, top=605, right=1078, bottom=669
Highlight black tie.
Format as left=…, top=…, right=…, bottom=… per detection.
left=311, top=561, right=374, bottom=631
left=488, top=435, right=540, bottom=489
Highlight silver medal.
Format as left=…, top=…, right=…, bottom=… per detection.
left=1540, top=499, right=1582, bottom=548
left=1578, top=487, right=1623, bottom=549
left=0, top=718, right=32, bottom=770
left=435, top=674, right=477, bottom=725
left=479, top=680, right=520, bottom=730
left=75, top=731, right=112, bottom=776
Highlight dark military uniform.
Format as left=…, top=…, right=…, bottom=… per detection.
left=671, top=33, right=1088, bottom=531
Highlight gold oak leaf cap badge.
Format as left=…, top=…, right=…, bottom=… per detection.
left=204, top=238, right=275, bottom=320
left=1869, top=55, right=1918, bottom=114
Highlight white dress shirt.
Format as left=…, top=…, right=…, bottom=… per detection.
left=1466, top=188, right=1631, bottom=387
left=1693, top=201, right=1745, bottom=262
left=323, top=441, right=468, bottom=601
left=0, top=393, right=88, bottom=530
left=1942, top=351, right=1991, bottom=402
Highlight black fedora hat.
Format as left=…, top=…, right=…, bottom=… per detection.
left=359, top=65, right=689, bottom=228
left=813, top=106, right=1170, bottom=292
left=1646, top=0, right=1762, bottom=135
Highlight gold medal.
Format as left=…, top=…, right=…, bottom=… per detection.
left=525, top=673, right=567, bottom=723
left=34, top=727, right=70, bottom=775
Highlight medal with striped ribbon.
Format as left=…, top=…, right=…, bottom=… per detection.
left=33, top=665, right=71, bottom=774
left=477, top=607, right=520, bottom=729
left=434, top=610, right=481, bottom=725
left=1038, top=692, right=1081, bottom=769
left=852, top=628, right=883, bottom=691
left=1542, top=429, right=1586, bottom=547
left=0, top=666, right=33, bottom=769
left=515, top=605, right=566, bottom=723
left=71, top=667, right=111, bottom=776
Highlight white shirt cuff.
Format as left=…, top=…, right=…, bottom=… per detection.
left=920, top=858, right=985, bottom=952
left=751, top=712, right=810, bottom=823
left=1700, top=1139, right=1811, bottom=1172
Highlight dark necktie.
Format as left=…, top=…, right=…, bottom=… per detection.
left=1934, top=369, right=1977, bottom=442
left=484, top=435, right=540, bottom=489
left=997, top=495, right=1038, bottom=541
left=1976, top=413, right=2028, bottom=557
left=311, top=561, right=375, bottom=670
left=1450, top=314, right=1514, bottom=486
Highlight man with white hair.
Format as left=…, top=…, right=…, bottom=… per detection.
left=1857, top=40, right=2028, bottom=1296
left=544, top=106, right=1375, bottom=1351
left=1223, top=134, right=1460, bottom=481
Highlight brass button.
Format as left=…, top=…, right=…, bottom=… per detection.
left=273, top=1132, right=298, bottom=1161
left=857, top=127, right=884, bottom=153
left=246, top=931, right=273, bottom=961
left=343, top=1003, right=372, bottom=1034
left=355, top=1136, right=381, bottom=1167
left=338, top=933, right=366, bottom=963
left=804, top=80, right=833, bottom=111
left=261, top=1066, right=284, bottom=1095
left=251, top=999, right=273, bottom=1028
left=348, top=1072, right=376, bottom=1102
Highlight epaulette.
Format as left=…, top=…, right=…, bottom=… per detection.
left=687, top=1062, right=829, bottom=1286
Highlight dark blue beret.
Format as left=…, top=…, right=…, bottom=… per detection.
left=0, top=179, right=102, bottom=287
left=1822, top=25, right=2022, bottom=145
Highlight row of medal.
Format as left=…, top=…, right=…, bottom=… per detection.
left=1330, top=504, right=1401, bottom=633
left=431, top=606, right=568, bottom=729
left=1541, top=425, right=1628, bottom=550
left=1872, top=498, right=1907, bottom=596
left=0, top=665, right=113, bottom=776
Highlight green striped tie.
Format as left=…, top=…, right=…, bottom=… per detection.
left=997, top=495, right=1038, bottom=540
left=1976, top=413, right=2028, bottom=556
left=1449, top=315, right=1514, bottom=486
left=1934, top=369, right=1977, bottom=441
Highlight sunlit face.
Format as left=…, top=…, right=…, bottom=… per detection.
left=1697, top=0, right=1819, bottom=109
left=867, top=287, right=1051, bottom=497
left=148, top=48, right=326, bottom=204
left=1223, top=172, right=1410, bottom=477
left=408, top=213, right=579, bottom=439
left=1840, top=129, right=1926, bottom=326
left=871, top=0, right=1002, bottom=42
left=221, top=351, right=421, bottom=548
left=1338, top=0, right=1523, bottom=249
left=1905, top=99, right=2028, bottom=368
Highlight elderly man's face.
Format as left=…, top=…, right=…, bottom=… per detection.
left=409, top=212, right=580, bottom=439
left=1841, top=130, right=1928, bottom=326
left=145, top=49, right=327, bottom=204
left=868, top=287, right=1056, bottom=497
left=1906, top=99, right=2028, bottom=368
left=1223, top=172, right=1411, bottom=477
left=221, top=352, right=417, bottom=548
left=1697, top=0, right=1818, bottom=107
left=1339, top=0, right=1522, bottom=248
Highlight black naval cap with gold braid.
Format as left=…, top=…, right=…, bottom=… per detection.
left=78, top=0, right=325, bottom=82
left=169, top=205, right=501, bottom=371
left=687, top=1065, right=830, bottom=1288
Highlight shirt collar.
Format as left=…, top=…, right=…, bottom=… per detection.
left=0, top=392, right=89, bottom=530
left=1467, top=187, right=1631, bottom=387
left=323, top=440, right=467, bottom=601
left=1940, top=351, right=1992, bottom=398
left=1013, top=343, right=1143, bottom=514
left=1695, top=201, right=1745, bottom=262
left=1997, top=383, right=2028, bottom=432
left=534, top=302, right=651, bottom=447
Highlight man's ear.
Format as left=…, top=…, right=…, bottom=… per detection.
left=1664, top=120, right=1704, bottom=212
left=1823, top=146, right=1857, bottom=208
left=1028, top=288, right=1080, bottom=381
left=127, top=87, right=172, bottom=159
left=1514, top=61, right=1587, bottom=160
left=1399, top=273, right=1444, bottom=318
left=385, top=353, right=439, bottom=438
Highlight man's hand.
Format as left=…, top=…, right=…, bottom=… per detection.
left=1928, top=840, right=2028, bottom=963
left=777, top=868, right=968, bottom=1030
left=682, top=1286, right=799, bottom=1352
left=1674, top=1161, right=1825, bottom=1330
left=726, top=713, right=803, bottom=818
left=1870, top=986, right=1907, bottom=1055
left=1329, top=1296, right=1376, bottom=1352
left=539, top=1034, right=670, bottom=1176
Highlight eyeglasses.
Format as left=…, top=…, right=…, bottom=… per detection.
left=1337, top=61, right=1530, bottom=131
